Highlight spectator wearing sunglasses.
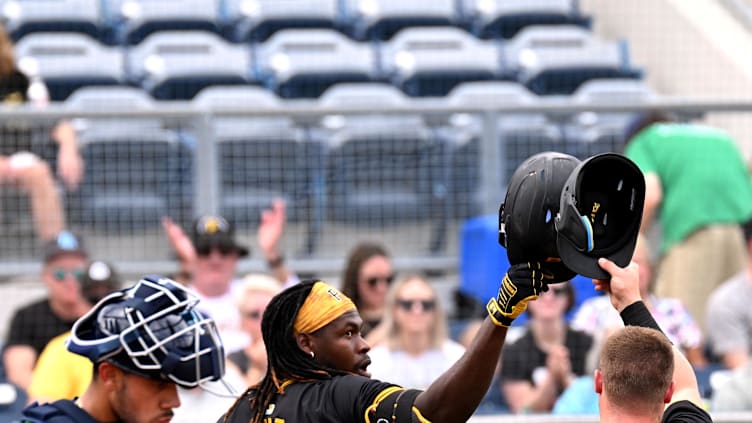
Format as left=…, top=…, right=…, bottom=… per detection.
left=499, top=281, right=593, bottom=414
left=224, top=274, right=283, bottom=388
left=2, top=230, right=90, bottom=391
left=161, top=200, right=298, bottom=355
left=340, top=242, right=395, bottom=342
left=27, top=260, right=122, bottom=404
left=367, top=275, right=465, bottom=390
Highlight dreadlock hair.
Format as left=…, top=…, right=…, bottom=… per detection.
left=227, top=279, right=353, bottom=423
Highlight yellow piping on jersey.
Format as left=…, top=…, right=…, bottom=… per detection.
left=364, top=386, right=403, bottom=423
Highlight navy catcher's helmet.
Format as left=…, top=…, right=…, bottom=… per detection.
left=67, top=275, right=225, bottom=388
left=499, top=152, right=581, bottom=277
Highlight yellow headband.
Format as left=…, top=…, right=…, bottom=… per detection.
left=294, top=281, right=356, bottom=335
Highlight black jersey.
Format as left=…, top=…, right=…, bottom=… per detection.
left=661, top=400, right=713, bottom=423
left=220, top=375, right=410, bottom=423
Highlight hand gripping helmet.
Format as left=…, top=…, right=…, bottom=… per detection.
left=499, top=152, right=581, bottom=279
left=67, top=275, right=225, bottom=388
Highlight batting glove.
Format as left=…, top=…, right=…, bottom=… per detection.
left=487, top=262, right=550, bottom=327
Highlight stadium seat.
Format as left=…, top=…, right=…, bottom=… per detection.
left=65, top=86, right=192, bottom=231
left=1, top=0, right=103, bottom=42
left=14, top=32, right=125, bottom=101
left=561, top=78, right=657, bottom=156
left=310, top=83, right=446, bottom=251
left=254, top=29, right=377, bottom=98
left=339, top=0, right=457, bottom=41
left=438, top=81, right=563, bottom=218
left=192, top=85, right=323, bottom=255
left=378, top=27, right=501, bottom=97
left=65, top=85, right=158, bottom=123
left=220, top=0, right=338, bottom=42
left=457, top=0, right=590, bottom=39
left=502, top=25, right=642, bottom=95
left=127, top=31, right=253, bottom=100
left=73, top=127, right=191, bottom=232
left=101, top=0, right=222, bottom=45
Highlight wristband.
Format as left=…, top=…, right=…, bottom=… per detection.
left=486, top=298, right=513, bottom=328
left=619, top=300, right=666, bottom=337
left=267, top=255, right=285, bottom=269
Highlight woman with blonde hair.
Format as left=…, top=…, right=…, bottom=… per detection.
left=367, top=274, right=465, bottom=390
left=225, top=273, right=283, bottom=386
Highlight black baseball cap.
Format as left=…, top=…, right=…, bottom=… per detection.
left=43, top=230, right=88, bottom=263
left=499, top=152, right=581, bottom=267
left=190, top=215, right=249, bottom=257
left=555, top=153, right=645, bottom=279
left=81, top=260, right=122, bottom=304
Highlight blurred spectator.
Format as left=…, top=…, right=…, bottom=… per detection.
left=705, top=218, right=752, bottom=370
left=26, top=260, right=122, bottom=403
left=367, top=275, right=464, bottom=390
left=162, top=199, right=297, bottom=354
left=710, top=361, right=752, bottom=411
left=624, top=110, right=752, bottom=333
left=2, top=231, right=89, bottom=390
left=571, top=234, right=706, bottom=369
left=499, top=282, right=593, bottom=414
left=340, top=242, right=394, bottom=342
left=225, top=273, right=282, bottom=387
left=0, top=24, right=83, bottom=241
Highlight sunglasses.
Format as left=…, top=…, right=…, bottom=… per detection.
left=366, top=274, right=396, bottom=288
left=51, top=267, right=85, bottom=282
left=396, top=299, right=436, bottom=312
left=242, top=310, right=263, bottom=320
left=550, top=287, right=569, bottom=297
left=196, top=242, right=236, bottom=257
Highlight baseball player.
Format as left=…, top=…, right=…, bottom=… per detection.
left=219, top=264, right=554, bottom=423
left=18, top=275, right=226, bottom=423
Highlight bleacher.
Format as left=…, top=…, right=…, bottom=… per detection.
left=1, top=0, right=645, bottom=255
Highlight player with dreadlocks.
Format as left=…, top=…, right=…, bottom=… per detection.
left=219, top=264, right=552, bottom=423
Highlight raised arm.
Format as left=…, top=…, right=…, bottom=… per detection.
left=596, top=258, right=703, bottom=408
left=257, top=199, right=296, bottom=286
left=413, top=263, right=550, bottom=422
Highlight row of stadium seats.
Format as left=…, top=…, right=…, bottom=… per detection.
left=2, top=0, right=591, bottom=44
left=54, top=79, right=654, bottom=254
left=15, top=26, right=641, bottom=100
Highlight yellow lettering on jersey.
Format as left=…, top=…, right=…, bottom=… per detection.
left=263, top=418, right=285, bottom=423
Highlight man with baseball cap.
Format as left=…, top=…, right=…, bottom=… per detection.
left=162, top=199, right=298, bottom=354
left=3, top=230, right=91, bottom=391
left=26, top=260, right=123, bottom=404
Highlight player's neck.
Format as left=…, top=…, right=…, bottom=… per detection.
left=600, top=401, right=661, bottom=423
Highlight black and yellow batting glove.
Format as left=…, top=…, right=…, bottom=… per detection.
left=487, top=262, right=550, bottom=327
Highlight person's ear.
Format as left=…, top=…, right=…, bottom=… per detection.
left=594, top=369, right=603, bottom=394
left=98, top=362, right=122, bottom=390
left=296, top=332, right=314, bottom=357
left=664, top=380, right=675, bottom=404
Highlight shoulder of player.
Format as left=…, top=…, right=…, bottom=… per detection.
left=661, top=399, right=712, bottom=423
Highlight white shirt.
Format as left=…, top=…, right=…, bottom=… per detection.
left=192, top=279, right=249, bottom=355
left=368, top=340, right=465, bottom=390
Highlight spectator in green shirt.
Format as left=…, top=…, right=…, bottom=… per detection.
left=623, top=110, right=752, bottom=335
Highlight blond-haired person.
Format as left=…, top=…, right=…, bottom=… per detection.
left=367, top=275, right=464, bottom=390
left=225, top=273, right=283, bottom=387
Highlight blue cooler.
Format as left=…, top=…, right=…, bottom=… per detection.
left=460, top=215, right=601, bottom=326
